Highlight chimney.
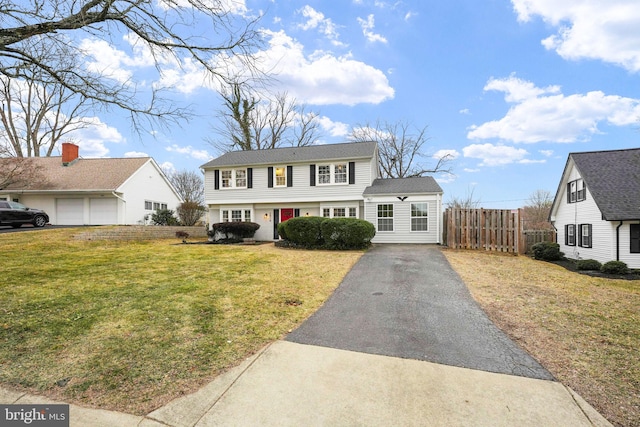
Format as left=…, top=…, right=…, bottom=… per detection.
left=62, top=142, right=79, bottom=166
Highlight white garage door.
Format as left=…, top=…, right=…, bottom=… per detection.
left=56, top=199, right=84, bottom=225
left=90, top=198, right=118, bottom=225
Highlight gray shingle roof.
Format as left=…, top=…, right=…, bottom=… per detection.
left=0, top=156, right=150, bottom=191
left=200, top=141, right=378, bottom=168
left=364, top=177, right=443, bottom=195
left=570, top=148, right=640, bottom=220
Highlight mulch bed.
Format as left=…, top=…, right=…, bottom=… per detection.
left=546, top=258, right=640, bottom=280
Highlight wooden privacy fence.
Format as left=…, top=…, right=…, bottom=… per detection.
left=523, top=229, right=556, bottom=254
left=443, top=208, right=524, bottom=254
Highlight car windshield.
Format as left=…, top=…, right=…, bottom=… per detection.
left=8, top=201, right=28, bottom=210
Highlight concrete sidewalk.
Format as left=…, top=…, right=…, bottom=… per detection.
left=2, top=340, right=612, bottom=426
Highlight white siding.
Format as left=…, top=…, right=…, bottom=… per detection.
left=204, top=159, right=373, bottom=205
left=119, top=160, right=182, bottom=225
left=552, top=162, right=640, bottom=267
left=365, top=195, right=442, bottom=244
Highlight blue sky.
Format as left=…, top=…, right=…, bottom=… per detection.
left=65, top=0, right=640, bottom=208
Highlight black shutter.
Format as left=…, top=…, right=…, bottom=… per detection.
left=273, top=209, right=280, bottom=239
left=564, top=225, right=569, bottom=245
left=268, top=167, right=274, bottom=188
left=287, top=166, right=293, bottom=187
left=631, top=224, right=640, bottom=253
left=247, top=168, right=253, bottom=188
left=349, top=161, right=355, bottom=184
left=214, top=170, right=220, bottom=190
left=294, top=209, right=300, bottom=217
left=310, top=164, right=316, bottom=186
left=578, top=224, right=583, bottom=247
left=566, top=183, right=571, bottom=203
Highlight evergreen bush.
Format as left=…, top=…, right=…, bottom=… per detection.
left=601, top=261, right=628, bottom=275
left=576, top=259, right=602, bottom=271
left=531, top=241, right=563, bottom=261
left=321, top=218, right=376, bottom=250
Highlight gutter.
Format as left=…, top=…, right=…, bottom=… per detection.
left=616, top=221, right=623, bottom=261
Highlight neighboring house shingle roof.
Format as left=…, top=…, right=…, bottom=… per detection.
left=364, top=177, right=443, bottom=195
left=1, top=156, right=150, bottom=191
left=200, top=141, right=378, bottom=168
left=570, top=148, right=640, bottom=220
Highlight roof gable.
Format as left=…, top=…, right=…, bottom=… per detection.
left=0, top=156, right=151, bottom=191
left=553, top=148, right=640, bottom=221
left=200, top=141, right=378, bottom=168
left=364, top=177, right=443, bottom=196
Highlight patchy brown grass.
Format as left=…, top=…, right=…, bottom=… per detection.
left=0, top=229, right=363, bottom=415
left=442, top=249, right=639, bottom=427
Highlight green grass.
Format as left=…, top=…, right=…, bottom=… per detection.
left=443, top=250, right=640, bottom=427
left=0, top=229, right=363, bottom=414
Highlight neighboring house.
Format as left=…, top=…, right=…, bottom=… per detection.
left=549, top=148, right=640, bottom=268
left=0, top=143, right=183, bottom=225
left=200, top=141, right=444, bottom=243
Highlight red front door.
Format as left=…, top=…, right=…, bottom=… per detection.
left=280, top=208, right=294, bottom=222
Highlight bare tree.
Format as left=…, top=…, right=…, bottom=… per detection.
left=445, top=187, right=481, bottom=209
left=167, top=169, right=204, bottom=204
left=0, top=0, right=261, bottom=132
left=0, top=60, right=92, bottom=157
left=350, top=120, right=452, bottom=178
left=522, top=189, right=554, bottom=230
left=211, top=81, right=323, bottom=151
left=0, top=157, right=50, bottom=190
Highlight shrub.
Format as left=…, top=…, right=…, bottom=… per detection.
left=281, top=216, right=325, bottom=247
left=208, top=222, right=260, bottom=241
left=576, top=259, right=602, bottom=271
left=531, top=241, right=563, bottom=261
left=151, top=209, right=179, bottom=226
left=601, top=261, right=628, bottom=275
left=176, top=201, right=206, bottom=226
left=321, top=218, right=376, bottom=250
left=277, top=221, right=288, bottom=240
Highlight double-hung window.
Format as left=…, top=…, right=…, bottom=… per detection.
left=377, top=204, right=394, bottom=232
left=317, top=163, right=348, bottom=185
left=411, top=203, right=429, bottom=231
left=578, top=224, right=592, bottom=248
left=274, top=167, right=286, bottom=187
left=221, top=169, right=247, bottom=189
left=567, top=179, right=586, bottom=203
left=565, top=224, right=576, bottom=246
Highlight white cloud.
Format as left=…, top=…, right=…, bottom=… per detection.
left=459, top=108, right=470, bottom=115
left=160, top=162, right=177, bottom=176
left=462, top=143, right=530, bottom=166
left=511, top=0, right=640, bottom=72
left=433, top=149, right=460, bottom=160
left=124, top=151, right=149, bottom=157
left=317, top=116, right=350, bottom=137
left=357, top=14, right=388, bottom=43
left=539, top=149, right=554, bottom=157
left=65, top=117, right=125, bottom=158
left=252, top=30, right=394, bottom=105
left=463, top=168, right=481, bottom=173
left=166, top=144, right=212, bottom=161
left=468, top=75, right=640, bottom=143
left=297, top=6, right=344, bottom=46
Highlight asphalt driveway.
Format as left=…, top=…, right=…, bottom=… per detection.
left=287, top=244, right=553, bottom=380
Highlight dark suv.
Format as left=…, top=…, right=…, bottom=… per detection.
left=0, top=201, right=49, bottom=228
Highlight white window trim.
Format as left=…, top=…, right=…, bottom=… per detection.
left=316, top=163, right=349, bottom=186
left=274, top=166, right=287, bottom=188
left=377, top=203, right=394, bottom=232
left=221, top=168, right=247, bottom=189
left=220, top=208, right=252, bottom=222
left=320, top=205, right=359, bottom=218
left=410, top=202, right=429, bottom=232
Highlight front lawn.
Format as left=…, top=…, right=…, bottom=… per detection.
left=443, top=249, right=639, bottom=427
left=0, top=229, right=363, bottom=415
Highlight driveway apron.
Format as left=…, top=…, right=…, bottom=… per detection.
left=287, top=244, right=553, bottom=380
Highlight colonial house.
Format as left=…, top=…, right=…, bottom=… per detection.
left=200, top=141, right=444, bottom=243
left=0, top=143, right=183, bottom=225
left=549, top=147, right=640, bottom=268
